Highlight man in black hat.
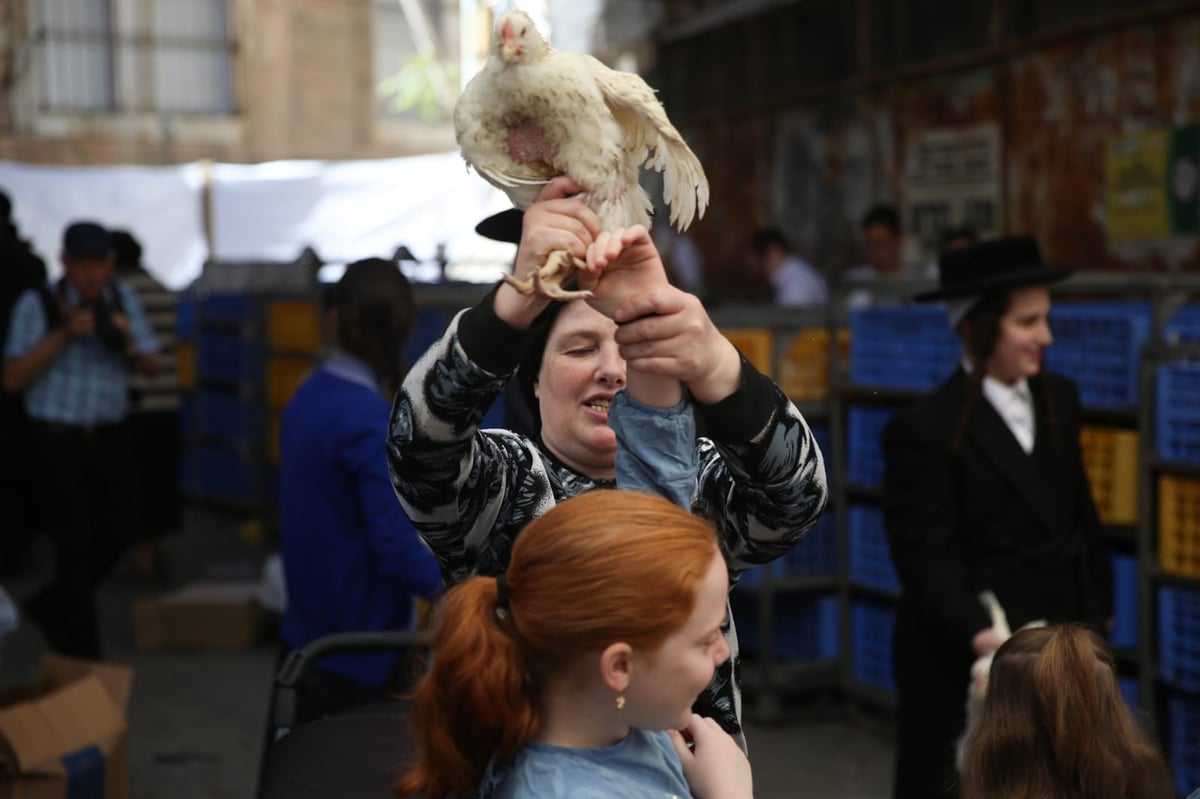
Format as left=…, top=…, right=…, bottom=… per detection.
left=880, top=236, right=1113, bottom=798
left=3, top=220, right=160, bottom=657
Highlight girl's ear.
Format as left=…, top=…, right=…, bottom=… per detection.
left=599, top=642, right=633, bottom=694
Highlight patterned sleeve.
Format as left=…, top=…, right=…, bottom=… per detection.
left=386, top=307, right=554, bottom=584
left=692, top=354, right=828, bottom=572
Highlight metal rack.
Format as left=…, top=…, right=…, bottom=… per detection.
left=716, top=271, right=1200, bottom=787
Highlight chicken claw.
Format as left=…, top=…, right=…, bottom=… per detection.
left=502, top=249, right=593, bottom=300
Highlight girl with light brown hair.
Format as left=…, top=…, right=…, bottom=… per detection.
left=394, top=489, right=751, bottom=799
left=960, top=625, right=1173, bottom=799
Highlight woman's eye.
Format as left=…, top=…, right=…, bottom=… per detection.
left=568, top=347, right=595, bottom=356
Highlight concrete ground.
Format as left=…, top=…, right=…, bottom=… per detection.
left=3, top=509, right=896, bottom=799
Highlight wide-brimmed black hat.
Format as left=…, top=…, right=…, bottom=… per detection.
left=914, top=236, right=1072, bottom=302
left=475, top=208, right=524, bottom=244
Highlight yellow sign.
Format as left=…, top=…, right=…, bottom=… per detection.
left=1106, top=128, right=1170, bottom=241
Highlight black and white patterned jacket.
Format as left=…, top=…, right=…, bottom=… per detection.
left=386, top=294, right=828, bottom=747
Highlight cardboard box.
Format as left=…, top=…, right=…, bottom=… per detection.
left=133, top=581, right=266, bottom=652
left=0, top=655, right=131, bottom=798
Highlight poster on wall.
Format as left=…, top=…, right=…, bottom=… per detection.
left=903, top=124, right=1002, bottom=272
left=1105, top=126, right=1199, bottom=242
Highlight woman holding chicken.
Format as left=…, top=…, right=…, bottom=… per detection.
left=385, top=177, right=828, bottom=750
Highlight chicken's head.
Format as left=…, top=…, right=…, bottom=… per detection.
left=494, top=10, right=548, bottom=65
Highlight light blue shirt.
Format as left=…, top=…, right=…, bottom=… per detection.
left=772, top=255, right=828, bottom=308
left=5, top=281, right=158, bottom=424
left=481, top=729, right=690, bottom=798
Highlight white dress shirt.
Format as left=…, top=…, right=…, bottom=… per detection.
left=982, top=375, right=1035, bottom=454
left=962, top=359, right=1036, bottom=454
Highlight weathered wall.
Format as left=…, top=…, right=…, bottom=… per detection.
left=1005, top=16, right=1200, bottom=271
left=0, top=0, right=456, bottom=166
left=664, top=6, right=1200, bottom=301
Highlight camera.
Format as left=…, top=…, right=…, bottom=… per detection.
left=84, top=298, right=128, bottom=355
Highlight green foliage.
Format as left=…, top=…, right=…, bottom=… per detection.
left=377, top=53, right=459, bottom=121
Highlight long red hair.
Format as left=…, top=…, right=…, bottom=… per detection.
left=394, top=490, right=720, bottom=798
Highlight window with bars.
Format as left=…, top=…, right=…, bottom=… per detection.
left=35, top=0, right=235, bottom=114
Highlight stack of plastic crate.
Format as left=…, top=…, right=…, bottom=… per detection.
left=848, top=306, right=959, bottom=390
left=851, top=599, right=896, bottom=694
left=849, top=504, right=900, bottom=595
left=1044, top=301, right=1150, bottom=409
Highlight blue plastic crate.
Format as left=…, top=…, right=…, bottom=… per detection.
left=1158, top=585, right=1200, bottom=692
left=1167, top=692, right=1200, bottom=796
left=196, top=389, right=264, bottom=440
left=200, top=292, right=255, bottom=323
left=176, top=292, right=197, bottom=340
left=782, top=508, right=838, bottom=576
left=1109, top=553, right=1138, bottom=650
left=1156, top=362, right=1200, bottom=465
left=1043, top=301, right=1150, bottom=409
left=736, top=565, right=768, bottom=587
left=849, top=504, right=901, bottom=594
left=849, top=306, right=960, bottom=390
left=404, top=309, right=448, bottom=367
left=730, top=590, right=839, bottom=661
left=1166, top=303, right=1200, bottom=343
left=198, top=330, right=264, bottom=382
left=1157, top=305, right=1200, bottom=465
left=851, top=600, right=896, bottom=693
left=847, top=405, right=895, bottom=488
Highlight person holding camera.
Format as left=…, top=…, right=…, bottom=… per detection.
left=3, top=221, right=159, bottom=658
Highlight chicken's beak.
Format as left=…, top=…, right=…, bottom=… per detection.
left=500, top=42, right=522, bottom=63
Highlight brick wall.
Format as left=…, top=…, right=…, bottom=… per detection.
left=0, top=0, right=456, bottom=166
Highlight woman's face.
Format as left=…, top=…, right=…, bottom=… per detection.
left=625, top=551, right=730, bottom=731
left=986, top=285, right=1053, bottom=384
left=536, top=300, right=625, bottom=479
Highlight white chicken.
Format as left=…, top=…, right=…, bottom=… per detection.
left=454, top=10, right=709, bottom=298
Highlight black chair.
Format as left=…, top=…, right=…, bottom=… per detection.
left=257, top=631, right=424, bottom=799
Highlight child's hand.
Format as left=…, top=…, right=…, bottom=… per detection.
left=668, top=714, right=753, bottom=799
left=578, top=225, right=670, bottom=320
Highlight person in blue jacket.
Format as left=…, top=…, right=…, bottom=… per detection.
left=278, top=257, right=443, bottom=721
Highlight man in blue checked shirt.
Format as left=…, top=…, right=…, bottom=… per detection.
left=3, top=220, right=159, bottom=658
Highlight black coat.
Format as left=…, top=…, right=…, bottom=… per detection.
left=881, top=369, right=1113, bottom=799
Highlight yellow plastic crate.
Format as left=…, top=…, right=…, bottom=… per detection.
left=265, top=356, right=314, bottom=409
left=1079, top=426, right=1138, bottom=527
left=266, top=299, right=321, bottom=354
left=778, top=327, right=849, bottom=402
left=175, top=342, right=196, bottom=392
left=722, top=328, right=774, bottom=378
left=1159, top=473, right=1200, bottom=579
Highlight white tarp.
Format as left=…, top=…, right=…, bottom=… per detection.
left=0, top=152, right=517, bottom=290
left=210, top=152, right=515, bottom=282
left=0, top=161, right=208, bottom=291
